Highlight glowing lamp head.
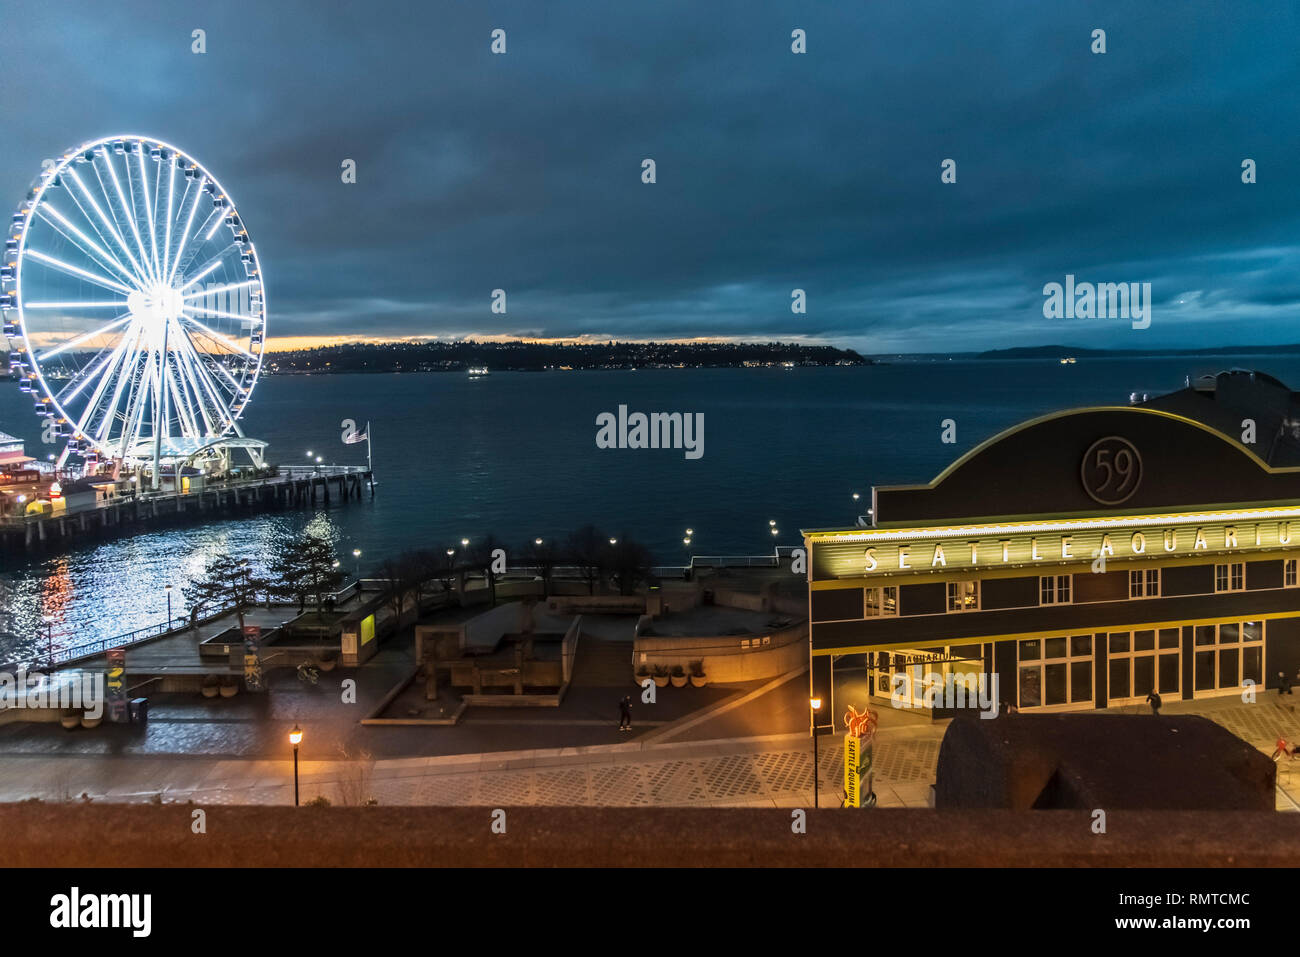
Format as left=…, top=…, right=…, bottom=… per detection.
left=289, top=725, right=303, bottom=747
left=810, top=697, right=822, bottom=711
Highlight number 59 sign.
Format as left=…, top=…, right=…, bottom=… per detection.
left=1081, top=436, right=1142, bottom=506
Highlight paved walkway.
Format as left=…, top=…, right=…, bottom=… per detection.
left=0, top=722, right=939, bottom=808
left=7, top=670, right=1300, bottom=810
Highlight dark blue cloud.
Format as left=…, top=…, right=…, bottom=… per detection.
left=2, top=0, right=1299, bottom=352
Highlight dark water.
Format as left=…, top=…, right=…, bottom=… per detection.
left=0, top=355, right=1293, bottom=660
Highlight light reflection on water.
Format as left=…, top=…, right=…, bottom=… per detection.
left=2, top=357, right=1297, bottom=662
left=0, top=512, right=343, bottom=664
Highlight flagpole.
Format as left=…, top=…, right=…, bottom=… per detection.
left=367, top=421, right=373, bottom=474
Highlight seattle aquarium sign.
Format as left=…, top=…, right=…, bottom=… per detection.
left=807, top=505, right=1300, bottom=582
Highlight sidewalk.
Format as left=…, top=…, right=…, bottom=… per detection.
left=7, top=674, right=1300, bottom=811
left=0, top=722, right=941, bottom=809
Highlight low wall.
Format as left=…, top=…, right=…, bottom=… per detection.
left=546, top=595, right=645, bottom=616
left=711, top=587, right=765, bottom=612
left=770, top=593, right=806, bottom=618
left=9, top=805, right=1300, bottom=868
left=633, top=621, right=808, bottom=683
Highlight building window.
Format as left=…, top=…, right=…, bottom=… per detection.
left=1193, top=621, right=1263, bottom=694
left=864, top=586, right=898, bottom=617
left=1039, top=575, right=1071, bottom=605
left=1018, top=635, right=1092, bottom=708
left=946, top=580, right=979, bottom=612
left=1107, top=628, right=1180, bottom=701
left=1286, top=559, right=1298, bottom=588
left=1214, top=562, right=1245, bottom=593
left=1128, top=568, right=1160, bottom=598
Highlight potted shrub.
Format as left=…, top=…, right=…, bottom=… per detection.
left=201, top=676, right=219, bottom=698
left=218, top=680, right=238, bottom=698
left=652, top=664, right=670, bottom=688
left=318, top=650, right=338, bottom=673
left=670, top=664, right=688, bottom=688
left=59, top=709, right=80, bottom=730
left=689, top=660, right=707, bottom=688
left=80, top=712, right=103, bottom=729
left=634, top=664, right=652, bottom=688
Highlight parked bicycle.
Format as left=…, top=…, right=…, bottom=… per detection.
left=297, top=662, right=320, bottom=685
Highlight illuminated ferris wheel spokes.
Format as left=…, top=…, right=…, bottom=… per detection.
left=2, top=135, right=266, bottom=469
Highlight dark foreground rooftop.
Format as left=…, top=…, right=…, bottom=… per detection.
left=937, top=714, right=1274, bottom=811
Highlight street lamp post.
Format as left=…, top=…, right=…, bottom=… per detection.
left=289, top=724, right=303, bottom=806
left=165, top=584, right=173, bottom=625
left=810, top=697, right=822, bottom=809
left=43, top=616, right=54, bottom=668
left=352, top=548, right=362, bottom=580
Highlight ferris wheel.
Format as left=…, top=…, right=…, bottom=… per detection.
left=1, top=135, right=266, bottom=472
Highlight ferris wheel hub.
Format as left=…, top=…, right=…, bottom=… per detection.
left=126, top=284, right=184, bottom=327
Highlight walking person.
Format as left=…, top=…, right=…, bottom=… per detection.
left=618, top=695, right=632, bottom=732
left=1279, top=671, right=1293, bottom=696
left=1145, top=689, right=1162, bottom=715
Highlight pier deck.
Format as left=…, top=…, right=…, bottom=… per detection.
left=0, top=464, right=373, bottom=554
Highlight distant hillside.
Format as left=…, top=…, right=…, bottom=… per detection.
left=263, top=339, right=869, bottom=373
left=976, top=345, right=1116, bottom=359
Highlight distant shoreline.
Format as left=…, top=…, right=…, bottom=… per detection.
left=261, top=339, right=870, bottom=375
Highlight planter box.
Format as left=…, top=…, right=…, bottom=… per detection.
left=690, top=674, right=708, bottom=688
left=653, top=676, right=670, bottom=688
left=670, top=674, right=688, bottom=688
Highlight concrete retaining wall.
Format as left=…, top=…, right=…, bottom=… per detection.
left=633, top=621, right=808, bottom=683
left=546, top=594, right=645, bottom=615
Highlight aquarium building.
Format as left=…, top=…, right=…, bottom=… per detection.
left=804, top=370, right=1300, bottom=717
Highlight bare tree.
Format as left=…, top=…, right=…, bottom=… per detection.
left=606, top=533, right=655, bottom=596
left=523, top=537, right=561, bottom=598
left=467, top=534, right=506, bottom=606
left=183, top=554, right=267, bottom=631
left=566, top=524, right=607, bottom=595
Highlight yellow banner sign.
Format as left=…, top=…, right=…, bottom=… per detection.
left=844, top=734, right=860, bottom=808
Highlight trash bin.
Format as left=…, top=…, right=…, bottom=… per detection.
left=128, top=697, right=148, bottom=724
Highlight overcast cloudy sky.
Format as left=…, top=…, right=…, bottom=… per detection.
left=3, top=0, right=1299, bottom=353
